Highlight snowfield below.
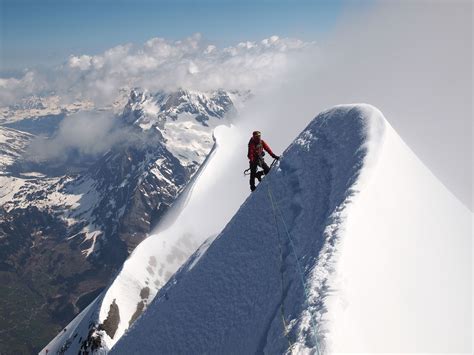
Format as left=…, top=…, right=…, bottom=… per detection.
left=43, top=104, right=471, bottom=354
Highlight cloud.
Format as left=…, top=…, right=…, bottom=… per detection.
left=0, top=71, right=49, bottom=106
left=68, top=55, right=94, bottom=70
left=1, top=2, right=470, bottom=209
left=25, top=111, right=142, bottom=163
left=236, top=0, right=472, bottom=210
left=0, top=34, right=313, bottom=107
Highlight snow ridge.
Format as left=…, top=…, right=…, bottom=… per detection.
left=111, top=104, right=385, bottom=353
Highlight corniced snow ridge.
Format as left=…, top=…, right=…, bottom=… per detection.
left=44, top=104, right=471, bottom=354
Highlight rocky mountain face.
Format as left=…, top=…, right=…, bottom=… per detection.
left=0, top=89, right=243, bottom=353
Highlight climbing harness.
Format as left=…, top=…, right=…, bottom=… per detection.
left=243, top=158, right=278, bottom=176
left=265, top=168, right=321, bottom=355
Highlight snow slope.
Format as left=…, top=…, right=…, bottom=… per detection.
left=324, top=120, right=472, bottom=352
left=94, top=125, right=245, bottom=349
left=40, top=123, right=249, bottom=354
left=111, top=104, right=471, bottom=354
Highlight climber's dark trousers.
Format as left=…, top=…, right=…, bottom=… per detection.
left=249, top=159, right=270, bottom=190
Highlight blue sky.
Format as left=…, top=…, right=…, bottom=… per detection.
left=0, top=0, right=351, bottom=75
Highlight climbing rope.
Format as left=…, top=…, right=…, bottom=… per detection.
left=265, top=167, right=321, bottom=355
left=267, top=185, right=293, bottom=350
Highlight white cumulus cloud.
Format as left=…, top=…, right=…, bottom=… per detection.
left=0, top=34, right=313, bottom=107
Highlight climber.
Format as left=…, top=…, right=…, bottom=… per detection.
left=247, top=130, right=279, bottom=191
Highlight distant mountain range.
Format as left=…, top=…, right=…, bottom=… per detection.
left=0, top=88, right=248, bottom=353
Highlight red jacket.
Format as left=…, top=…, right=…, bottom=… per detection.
left=248, top=137, right=275, bottom=162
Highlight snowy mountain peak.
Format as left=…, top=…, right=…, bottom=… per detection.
left=110, top=104, right=384, bottom=354
left=44, top=104, right=470, bottom=354
left=43, top=104, right=384, bottom=353
left=122, top=88, right=237, bottom=130
left=121, top=88, right=245, bottom=169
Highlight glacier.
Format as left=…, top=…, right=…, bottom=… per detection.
left=43, top=104, right=471, bottom=354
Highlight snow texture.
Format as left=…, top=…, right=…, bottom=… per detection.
left=112, top=104, right=471, bottom=354
left=43, top=104, right=472, bottom=354
left=109, top=104, right=373, bottom=353
left=0, top=126, right=32, bottom=171
left=94, top=124, right=244, bottom=350
left=323, top=121, right=471, bottom=353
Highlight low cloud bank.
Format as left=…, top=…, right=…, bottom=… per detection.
left=0, top=35, right=312, bottom=107
left=25, top=111, right=143, bottom=163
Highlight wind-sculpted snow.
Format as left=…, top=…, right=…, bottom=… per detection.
left=44, top=103, right=471, bottom=354
left=111, top=104, right=385, bottom=354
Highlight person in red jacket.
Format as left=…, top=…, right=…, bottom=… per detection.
left=247, top=130, right=279, bottom=191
